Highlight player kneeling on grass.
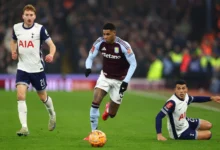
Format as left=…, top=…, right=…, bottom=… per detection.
left=155, top=80, right=220, bottom=141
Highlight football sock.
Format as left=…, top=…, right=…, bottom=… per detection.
left=17, top=100, right=27, bottom=128
left=90, top=102, right=100, bottom=131
left=44, top=96, right=56, bottom=117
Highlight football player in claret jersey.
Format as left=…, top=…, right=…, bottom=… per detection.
left=83, top=23, right=137, bottom=140
left=155, top=80, right=220, bottom=141
left=10, top=4, right=56, bottom=136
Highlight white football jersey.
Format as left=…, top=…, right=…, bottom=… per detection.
left=12, top=22, right=51, bottom=73
left=161, top=94, right=191, bottom=139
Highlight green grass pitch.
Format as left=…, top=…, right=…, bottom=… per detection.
left=0, top=90, right=220, bottom=150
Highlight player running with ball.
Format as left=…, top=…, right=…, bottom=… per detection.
left=84, top=23, right=137, bottom=140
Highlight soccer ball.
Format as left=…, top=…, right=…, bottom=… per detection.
left=89, top=130, right=107, bottom=147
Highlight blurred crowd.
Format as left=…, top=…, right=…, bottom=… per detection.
left=1, top=0, right=220, bottom=92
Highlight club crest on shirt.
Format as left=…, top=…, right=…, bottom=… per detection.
left=114, top=47, right=119, bottom=53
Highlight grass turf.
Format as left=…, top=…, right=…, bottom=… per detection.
left=0, top=90, right=220, bottom=150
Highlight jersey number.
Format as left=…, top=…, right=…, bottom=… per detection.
left=40, top=79, right=46, bottom=87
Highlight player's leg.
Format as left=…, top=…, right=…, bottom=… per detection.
left=84, top=88, right=107, bottom=140
left=102, top=80, right=122, bottom=121
left=187, top=117, right=212, bottom=130
left=89, top=72, right=109, bottom=130
left=30, top=71, right=56, bottom=131
left=16, top=70, right=30, bottom=136
left=37, top=90, right=56, bottom=131
left=179, top=128, right=211, bottom=140
left=108, top=100, right=120, bottom=118
left=197, top=130, right=212, bottom=140
left=84, top=73, right=109, bottom=140
left=197, top=119, right=212, bottom=130
left=90, top=88, right=107, bottom=130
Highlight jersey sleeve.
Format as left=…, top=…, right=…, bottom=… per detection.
left=120, top=41, right=137, bottom=83
left=155, top=100, right=175, bottom=134
left=85, top=37, right=103, bottom=69
left=40, top=26, right=50, bottom=41
left=188, top=95, right=211, bottom=104
left=12, top=28, right=17, bottom=40
left=161, top=100, right=176, bottom=115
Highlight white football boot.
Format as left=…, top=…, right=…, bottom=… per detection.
left=48, top=115, right=56, bottom=131
left=16, top=127, right=29, bottom=136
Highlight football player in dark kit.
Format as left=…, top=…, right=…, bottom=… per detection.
left=84, top=23, right=137, bottom=140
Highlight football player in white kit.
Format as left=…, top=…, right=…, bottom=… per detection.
left=10, top=4, right=56, bottom=136
left=155, top=80, right=220, bottom=141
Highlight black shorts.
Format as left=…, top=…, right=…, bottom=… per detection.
left=16, top=69, right=47, bottom=91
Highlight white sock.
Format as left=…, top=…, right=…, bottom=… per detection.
left=17, top=101, right=27, bottom=128
left=44, top=96, right=56, bottom=117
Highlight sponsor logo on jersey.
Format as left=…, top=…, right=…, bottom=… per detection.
left=102, top=52, right=121, bottom=59
left=178, top=112, right=186, bottom=121
left=19, top=40, right=34, bottom=48
left=114, top=47, right=119, bottom=53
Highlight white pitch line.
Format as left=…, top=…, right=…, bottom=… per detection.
left=128, top=91, right=220, bottom=112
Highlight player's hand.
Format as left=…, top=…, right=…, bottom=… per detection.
left=119, top=81, right=128, bottom=94
left=211, top=96, right=220, bottom=103
left=45, top=54, right=54, bottom=63
left=157, top=134, right=167, bottom=141
left=11, top=51, right=18, bottom=60
left=85, top=69, right=91, bottom=77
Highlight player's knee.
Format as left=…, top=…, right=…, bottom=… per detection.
left=206, top=131, right=212, bottom=140
left=109, top=113, right=116, bottom=118
left=17, top=92, right=26, bottom=100
left=208, top=132, right=212, bottom=140
left=37, top=92, right=47, bottom=101
left=207, top=122, right=212, bottom=130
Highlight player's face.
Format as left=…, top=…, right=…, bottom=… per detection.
left=175, top=84, right=188, bottom=100
left=103, top=30, right=116, bottom=44
left=22, top=10, right=36, bottom=27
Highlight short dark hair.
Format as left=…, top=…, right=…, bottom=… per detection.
left=103, top=23, right=116, bottom=30
left=175, top=79, right=187, bottom=86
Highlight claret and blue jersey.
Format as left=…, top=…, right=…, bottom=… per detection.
left=86, top=36, right=137, bottom=83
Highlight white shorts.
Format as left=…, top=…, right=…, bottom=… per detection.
left=95, top=71, right=123, bottom=104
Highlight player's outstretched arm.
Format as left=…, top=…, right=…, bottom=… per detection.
left=189, top=96, right=220, bottom=104
left=155, top=111, right=167, bottom=141
left=45, top=39, right=56, bottom=63
left=10, top=39, right=18, bottom=60
left=210, top=96, right=220, bottom=103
